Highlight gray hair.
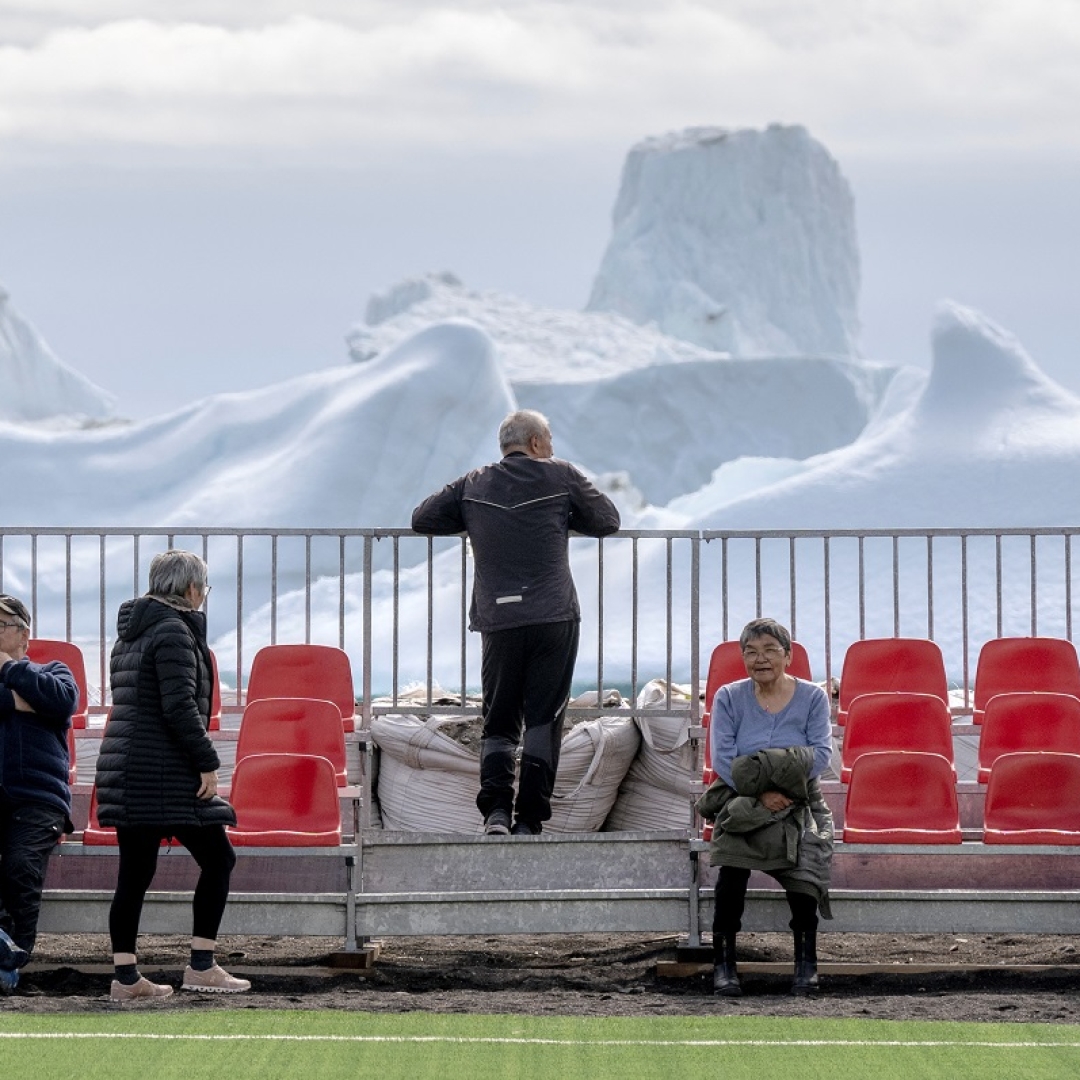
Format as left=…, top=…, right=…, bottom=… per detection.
left=0, top=594, right=31, bottom=629
left=498, top=409, right=550, bottom=453
left=739, top=617, right=792, bottom=654
left=147, top=550, right=208, bottom=599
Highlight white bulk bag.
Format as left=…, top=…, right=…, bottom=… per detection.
left=603, top=680, right=697, bottom=832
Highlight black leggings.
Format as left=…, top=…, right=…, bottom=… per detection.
left=110, top=825, right=236, bottom=954
left=713, top=865, right=818, bottom=953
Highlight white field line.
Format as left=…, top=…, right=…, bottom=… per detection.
left=0, top=1034, right=1078, bottom=1048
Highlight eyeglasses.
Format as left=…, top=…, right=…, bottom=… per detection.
left=204, top=585, right=212, bottom=595
left=742, top=646, right=786, bottom=661
left=0, top=621, right=28, bottom=631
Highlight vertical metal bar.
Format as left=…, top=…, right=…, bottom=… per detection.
left=823, top=536, right=832, bottom=695
left=598, top=537, right=607, bottom=706
left=235, top=535, right=244, bottom=701
left=788, top=537, right=797, bottom=640
left=754, top=536, right=762, bottom=617
left=65, top=534, right=73, bottom=639
left=460, top=538, right=468, bottom=705
left=30, top=534, right=38, bottom=626
left=425, top=538, right=434, bottom=706
left=631, top=538, right=639, bottom=707
left=0, top=533, right=4, bottom=590
left=1030, top=533, right=1038, bottom=636
left=270, top=534, right=278, bottom=646
left=304, top=535, right=312, bottom=643
left=362, top=535, right=373, bottom=728
left=663, top=537, right=672, bottom=704
left=720, top=537, right=729, bottom=640
left=927, top=535, right=934, bottom=640
left=995, top=534, right=1003, bottom=638
left=132, top=534, right=140, bottom=597
left=690, top=535, right=700, bottom=726
left=858, top=535, right=866, bottom=639
left=1067, top=534, right=1074, bottom=642
left=891, top=534, right=900, bottom=637
left=99, top=534, right=107, bottom=708
left=961, top=534, right=970, bottom=710
left=338, top=534, right=347, bottom=652
left=392, top=536, right=401, bottom=708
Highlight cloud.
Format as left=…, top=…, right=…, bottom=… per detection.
left=0, top=2, right=1078, bottom=162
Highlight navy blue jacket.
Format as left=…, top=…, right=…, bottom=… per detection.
left=0, top=657, right=78, bottom=818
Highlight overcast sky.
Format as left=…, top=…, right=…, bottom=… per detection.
left=1, top=1, right=1078, bottom=417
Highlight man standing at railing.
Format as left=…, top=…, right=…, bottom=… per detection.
left=0, top=594, right=78, bottom=994
left=412, top=409, right=620, bottom=836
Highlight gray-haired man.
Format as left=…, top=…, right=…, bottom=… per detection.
left=412, top=410, right=620, bottom=835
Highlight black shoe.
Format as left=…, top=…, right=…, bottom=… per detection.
left=484, top=809, right=511, bottom=835
left=712, top=934, right=742, bottom=997
left=511, top=820, right=541, bottom=835
left=791, top=931, right=820, bottom=995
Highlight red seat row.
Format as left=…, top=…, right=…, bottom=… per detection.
left=843, top=749, right=1080, bottom=845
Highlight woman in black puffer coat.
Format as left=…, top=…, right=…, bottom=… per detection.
left=95, top=550, right=249, bottom=1001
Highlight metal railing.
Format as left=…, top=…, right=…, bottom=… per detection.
left=3, top=525, right=1079, bottom=721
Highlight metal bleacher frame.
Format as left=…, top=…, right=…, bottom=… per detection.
left=12, top=524, right=1080, bottom=950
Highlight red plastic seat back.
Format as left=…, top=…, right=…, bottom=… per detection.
left=977, top=692, right=1080, bottom=783
left=228, top=753, right=342, bottom=846
left=68, top=727, right=77, bottom=785
left=973, top=638, right=1080, bottom=723
left=983, top=752, right=1080, bottom=843
left=27, top=639, right=89, bottom=729
left=247, top=645, right=356, bottom=732
left=209, top=649, right=222, bottom=732
left=236, top=697, right=348, bottom=785
left=837, top=638, right=948, bottom=726
left=704, top=640, right=813, bottom=719
left=842, top=751, right=961, bottom=843
left=840, top=692, right=953, bottom=783
left=83, top=787, right=117, bottom=845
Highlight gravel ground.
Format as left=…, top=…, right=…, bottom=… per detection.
left=6, top=931, right=1080, bottom=1024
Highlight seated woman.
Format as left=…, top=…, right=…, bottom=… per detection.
left=701, top=617, right=834, bottom=996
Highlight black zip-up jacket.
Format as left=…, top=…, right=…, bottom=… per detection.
left=95, top=597, right=233, bottom=829
left=411, top=453, right=620, bottom=633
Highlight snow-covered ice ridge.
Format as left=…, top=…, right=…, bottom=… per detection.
left=586, top=125, right=861, bottom=359
left=0, top=285, right=115, bottom=424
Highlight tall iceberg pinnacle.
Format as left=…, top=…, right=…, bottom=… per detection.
left=586, top=124, right=861, bottom=359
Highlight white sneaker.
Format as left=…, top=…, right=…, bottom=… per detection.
left=111, top=976, right=173, bottom=1001
left=182, top=964, right=251, bottom=993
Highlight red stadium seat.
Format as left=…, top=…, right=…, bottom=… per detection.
left=983, top=752, right=1080, bottom=845
left=209, top=649, right=222, bottom=732
left=840, top=692, right=954, bottom=784
left=27, top=639, right=89, bottom=728
left=976, top=692, right=1080, bottom=783
left=247, top=645, right=357, bottom=732
left=972, top=638, right=1080, bottom=724
left=236, top=697, right=348, bottom=786
left=836, top=638, right=948, bottom=726
left=842, top=751, right=961, bottom=844
left=227, top=753, right=342, bottom=847
left=82, top=787, right=117, bottom=845
left=703, top=639, right=813, bottom=721
left=67, top=727, right=77, bottom=786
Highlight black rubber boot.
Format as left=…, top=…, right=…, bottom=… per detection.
left=791, top=930, right=820, bottom=995
left=712, top=934, right=742, bottom=997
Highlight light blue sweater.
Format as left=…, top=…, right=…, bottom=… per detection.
left=710, top=677, right=832, bottom=788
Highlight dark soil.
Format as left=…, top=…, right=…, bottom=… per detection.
left=7, top=932, right=1080, bottom=1024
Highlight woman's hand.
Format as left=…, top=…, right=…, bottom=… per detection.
left=760, top=789, right=793, bottom=812
left=197, top=771, right=219, bottom=799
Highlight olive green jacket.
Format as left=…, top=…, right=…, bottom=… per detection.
left=697, top=745, right=833, bottom=918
